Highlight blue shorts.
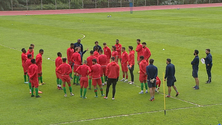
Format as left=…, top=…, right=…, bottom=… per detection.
left=192, top=70, right=198, bottom=78
left=148, top=80, right=156, bottom=88
left=167, top=79, right=175, bottom=87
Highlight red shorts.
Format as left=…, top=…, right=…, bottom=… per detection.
left=118, top=54, right=121, bottom=59
left=101, top=66, right=106, bottom=76
left=92, top=78, right=102, bottom=86
left=38, top=65, right=42, bottom=74
left=61, top=75, right=71, bottom=83
left=139, top=74, right=147, bottom=83
left=73, top=65, right=80, bottom=73
left=30, top=79, right=39, bottom=88
left=80, top=77, right=88, bottom=88
left=121, top=63, right=128, bottom=72
left=156, top=79, right=161, bottom=87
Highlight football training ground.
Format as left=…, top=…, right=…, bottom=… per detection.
left=0, top=6, right=222, bottom=125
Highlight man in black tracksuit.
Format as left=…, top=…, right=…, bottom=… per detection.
left=164, top=58, right=179, bottom=97
left=191, top=50, right=199, bottom=90
left=204, top=49, right=212, bottom=83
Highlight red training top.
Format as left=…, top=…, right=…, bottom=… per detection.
left=25, top=58, right=32, bottom=72
left=71, top=52, right=81, bottom=65
left=27, top=50, right=34, bottom=59
left=36, top=53, right=42, bottom=67
left=28, top=64, right=38, bottom=80
left=93, top=51, right=99, bottom=58
left=128, top=50, right=135, bottom=66
left=103, top=47, right=111, bottom=59
left=55, top=57, right=62, bottom=68
left=121, top=51, right=128, bottom=64
left=139, top=60, right=148, bottom=75
left=21, top=52, right=27, bottom=66
left=106, top=62, right=120, bottom=79
left=142, top=47, right=151, bottom=60
left=56, top=62, right=72, bottom=75
left=136, top=43, right=143, bottom=61
left=67, top=47, right=74, bottom=63
left=115, top=43, right=122, bottom=56
left=87, top=55, right=97, bottom=68
left=76, top=64, right=91, bottom=77
left=91, top=64, right=101, bottom=79
left=98, top=54, right=107, bottom=66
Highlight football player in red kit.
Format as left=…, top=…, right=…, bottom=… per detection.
left=71, top=47, right=82, bottom=85
left=28, top=59, right=41, bottom=98
left=91, top=59, right=104, bottom=97
left=111, top=46, right=118, bottom=63
left=56, top=58, right=74, bottom=97
left=87, top=51, right=97, bottom=90
left=26, top=54, right=32, bottom=93
left=36, top=49, right=45, bottom=85
left=21, top=48, right=28, bottom=83
left=142, top=42, right=151, bottom=63
left=93, top=47, right=100, bottom=58
left=98, top=49, right=108, bottom=85
left=139, top=56, right=148, bottom=94
left=103, top=43, right=111, bottom=64
left=76, top=60, right=91, bottom=99
left=67, top=43, right=74, bottom=78
left=120, top=47, right=128, bottom=82
left=27, top=46, right=34, bottom=59
left=155, top=76, right=161, bottom=93
left=115, top=39, right=122, bottom=63
left=55, top=52, right=63, bottom=90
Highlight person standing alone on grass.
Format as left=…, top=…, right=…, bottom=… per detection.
left=146, top=59, right=157, bottom=101
left=115, top=39, right=122, bottom=63
left=55, top=52, right=63, bottom=90
left=128, top=46, right=135, bottom=84
left=164, top=58, right=179, bottom=97
left=120, top=47, right=128, bottom=82
left=76, top=60, right=91, bottom=99
left=204, top=49, right=212, bottom=83
left=91, top=59, right=104, bottom=97
left=191, top=50, right=199, bottom=90
left=104, top=57, right=120, bottom=100
left=21, top=48, right=28, bottom=84
left=93, top=41, right=102, bottom=52
left=67, top=43, right=74, bottom=79
left=103, top=43, right=111, bottom=64
left=56, top=58, right=74, bottom=97
left=28, top=59, right=41, bottom=98
left=139, top=56, right=148, bottom=94
left=36, top=49, right=45, bottom=85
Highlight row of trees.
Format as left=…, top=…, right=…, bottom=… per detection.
left=0, top=0, right=221, bottom=10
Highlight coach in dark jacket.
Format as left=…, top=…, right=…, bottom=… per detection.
left=164, top=58, right=179, bottom=97
left=93, top=41, right=102, bottom=52
left=204, top=49, right=212, bottom=83
left=146, top=59, right=157, bottom=101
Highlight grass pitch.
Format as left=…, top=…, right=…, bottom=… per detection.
left=0, top=7, right=222, bottom=125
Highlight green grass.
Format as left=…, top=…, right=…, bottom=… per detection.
left=0, top=7, right=222, bottom=125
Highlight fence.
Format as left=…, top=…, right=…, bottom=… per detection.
left=0, top=0, right=221, bottom=11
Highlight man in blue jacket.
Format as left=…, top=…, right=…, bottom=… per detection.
left=146, top=59, right=158, bottom=101
left=93, top=41, right=102, bottom=52
left=164, top=58, right=179, bottom=97
left=204, top=49, right=212, bottom=83
left=74, top=39, right=83, bottom=53
left=191, top=50, right=199, bottom=90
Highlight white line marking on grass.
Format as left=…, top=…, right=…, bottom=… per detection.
left=50, top=103, right=222, bottom=125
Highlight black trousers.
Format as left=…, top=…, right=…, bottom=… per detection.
left=206, top=65, right=212, bottom=78
left=129, top=65, right=134, bottom=82
left=106, top=78, right=117, bottom=98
